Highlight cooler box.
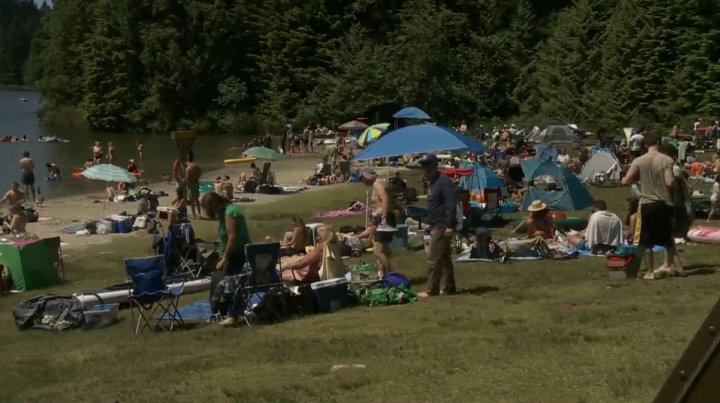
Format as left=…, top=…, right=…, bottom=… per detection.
left=389, top=224, right=409, bottom=250
left=606, top=245, right=642, bottom=280
left=311, top=278, right=350, bottom=313
left=83, top=303, right=119, bottom=329
left=115, top=219, right=133, bottom=233
left=97, top=219, right=115, bottom=234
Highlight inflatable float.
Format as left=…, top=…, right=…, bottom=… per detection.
left=224, top=156, right=257, bottom=165
left=73, top=277, right=211, bottom=309
left=37, top=136, right=69, bottom=143
left=687, top=226, right=720, bottom=245
left=511, top=216, right=588, bottom=233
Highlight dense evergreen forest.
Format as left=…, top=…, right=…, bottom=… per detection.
left=0, top=0, right=47, bottom=85
left=3, top=0, right=720, bottom=133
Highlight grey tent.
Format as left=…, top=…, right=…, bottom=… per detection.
left=528, top=125, right=575, bottom=144
left=539, top=117, right=568, bottom=130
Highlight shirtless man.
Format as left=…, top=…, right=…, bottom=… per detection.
left=360, top=168, right=398, bottom=278
left=19, top=151, right=36, bottom=202
left=0, top=182, right=26, bottom=213
left=185, top=153, right=202, bottom=219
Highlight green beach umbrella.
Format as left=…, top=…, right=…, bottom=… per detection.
left=242, top=146, right=282, bottom=161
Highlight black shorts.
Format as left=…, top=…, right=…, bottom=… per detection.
left=638, top=201, right=674, bottom=248
left=21, top=172, right=35, bottom=186
left=373, top=213, right=397, bottom=243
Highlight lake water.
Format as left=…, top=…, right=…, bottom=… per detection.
left=0, top=89, right=245, bottom=198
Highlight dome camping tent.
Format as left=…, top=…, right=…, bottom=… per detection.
left=527, top=125, right=576, bottom=144
left=520, top=158, right=594, bottom=211
left=579, top=151, right=622, bottom=185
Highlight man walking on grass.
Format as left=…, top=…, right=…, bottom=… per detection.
left=417, top=154, right=457, bottom=298
left=621, top=132, right=680, bottom=279
left=361, top=168, right=397, bottom=279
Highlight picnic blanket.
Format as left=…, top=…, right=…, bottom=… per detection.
left=159, top=299, right=212, bottom=322
left=313, top=201, right=366, bottom=219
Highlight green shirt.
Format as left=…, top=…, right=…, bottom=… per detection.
left=218, top=204, right=251, bottom=254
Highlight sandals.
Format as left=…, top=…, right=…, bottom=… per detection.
left=642, top=272, right=656, bottom=280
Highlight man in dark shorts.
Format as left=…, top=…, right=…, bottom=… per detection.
left=621, top=132, right=679, bottom=279
left=19, top=151, right=36, bottom=202
left=416, top=154, right=457, bottom=297
left=360, top=168, right=397, bottom=278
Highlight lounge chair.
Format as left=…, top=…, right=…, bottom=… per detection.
left=338, top=161, right=351, bottom=182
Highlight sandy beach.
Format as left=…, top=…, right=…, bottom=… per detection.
left=21, top=153, right=351, bottom=250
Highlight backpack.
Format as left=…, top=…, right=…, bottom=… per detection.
left=13, top=294, right=85, bottom=331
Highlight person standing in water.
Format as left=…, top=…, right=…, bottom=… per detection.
left=19, top=151, right=36, bottom=202
left=136, top=140, right=144, bottom=164
left=107, top=141, right=116, bottom=165
left=185, top=152, right=202, bottom=219
left=92, top=141, right=103, bottom=165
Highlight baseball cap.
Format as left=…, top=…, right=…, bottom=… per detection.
left=418, top=153, right=438, bottom=165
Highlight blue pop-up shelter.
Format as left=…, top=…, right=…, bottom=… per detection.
left=459, top=163, right=504, bottom=194
left=520, top=158, right=594, bottom=211
left=353, top=124, right=485, bottom=161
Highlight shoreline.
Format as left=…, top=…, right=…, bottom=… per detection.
left=21, top=153, right=365, bottom=249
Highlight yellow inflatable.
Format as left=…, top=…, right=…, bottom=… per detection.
left=224, top=157, right=257, bottom=165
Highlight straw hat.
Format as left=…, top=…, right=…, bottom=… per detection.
left=527, top=200, right=548, bottom=212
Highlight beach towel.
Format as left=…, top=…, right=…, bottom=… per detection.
left=318, top=242, right=347, bottom=280
left=585, top=211, right=625, bottom=249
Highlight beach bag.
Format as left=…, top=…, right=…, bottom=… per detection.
left=249, top=286, right=293, bottom=324
left=383, top=272, right=411, bottom=289
left=345, top=237, right=364, bottom=257
left=355, top=283, right=417, bottom=307
left=605, top=245, right=641, bottom=271
left=13, top=294, right=85, bottom=331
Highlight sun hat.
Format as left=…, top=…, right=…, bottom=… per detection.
left=527, top=200, right=548, bottom=212
left=128, top=159, right=136, bottom=164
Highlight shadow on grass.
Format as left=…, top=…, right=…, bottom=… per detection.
left=458, top=285, right=500, bottom=296
left=685, top=268, right=716, bottom=276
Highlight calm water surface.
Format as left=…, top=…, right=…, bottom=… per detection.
left=0, top=89, right=244, bottom=198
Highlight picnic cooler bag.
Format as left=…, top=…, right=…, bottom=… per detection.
left=605, top=245, right=641, bottom=279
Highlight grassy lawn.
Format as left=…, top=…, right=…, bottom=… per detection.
left=1, top=176, right=719, bottom=402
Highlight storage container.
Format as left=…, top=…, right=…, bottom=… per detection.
left=311, top=278, right=349, bottom=313
left=83, top=303, right=119, bottom=329
left=97, top=219, right=115, bottom=234
left=115, top=218, right=133, bottom=233
left=389, top=224, right=409, bottom=250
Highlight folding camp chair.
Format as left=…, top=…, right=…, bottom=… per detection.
left=483, top=188, right=503, bottom=220
left=43, top=237, right=64, bottom=280
left=234, top=242, right=285, bottom=326
left=125, top=256, right=184, bottom=335
left=338, top=160, right=351, bottom=182
left=154, top=223, right=204, bottom=278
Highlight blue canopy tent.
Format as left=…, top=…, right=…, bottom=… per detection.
left=392, top=107, right=431, bottom=120
left=520, top=158, right=594, bottom=211
left=459, top=163, right=504, bottom=193
left=353, top=124, right=485, bottom=161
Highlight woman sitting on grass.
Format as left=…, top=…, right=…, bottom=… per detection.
left=267, top=215, right=308, bottom=256
left=281, top=224, right=346, bottom=283
left=525, top=200, right=556, bottom=240
left=4, top=204, right=26, bottom=234
left=171, top=186, right=188, bottom=221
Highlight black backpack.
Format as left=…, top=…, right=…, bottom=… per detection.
left=13, top=294, right=85, bottom=331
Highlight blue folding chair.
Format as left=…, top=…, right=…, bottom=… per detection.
left=234, top=242, right=284, bottom=326
left=125, top=256, right=184, bottom=335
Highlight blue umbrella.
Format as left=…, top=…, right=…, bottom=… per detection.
left=353, top=124, right=485, bottom=161
left=392, top=107, right=431, bottom=120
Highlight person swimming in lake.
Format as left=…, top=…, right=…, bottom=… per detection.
left=45, top=162, right=61, bottom=182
